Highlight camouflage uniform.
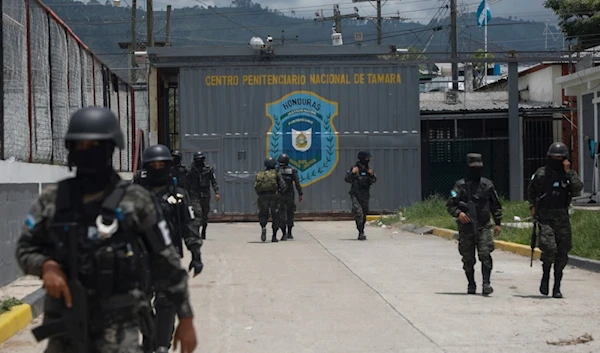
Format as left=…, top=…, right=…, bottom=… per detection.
left=170, top=150, right=188, bottom=190
left=276, top=157, right=303, bottom=241
left=446, top=153, right=502, bottom=295
left=187, top=160, right=219, bottom=239
left=256, top=158, right=287, bottom=242
left=15, top=176, right=194, bottom=353
left=527, top=142, right=583, bottom=298
left=344, top=151, right=376, bottom=240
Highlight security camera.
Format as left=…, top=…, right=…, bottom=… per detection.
left=249, top=37, right=265, bottom=50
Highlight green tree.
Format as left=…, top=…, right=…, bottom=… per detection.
left=544, top=0, right=600, bottom=48
left=471, top=49, right=494, bottom=88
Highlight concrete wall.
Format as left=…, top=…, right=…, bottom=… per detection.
left=0, top=160, right=132, bottom=286
left=134, top=87, right=149, bottom=148
left=178, top=64, right=421, bottom=214
left=518, top=65, right=563, bottom=105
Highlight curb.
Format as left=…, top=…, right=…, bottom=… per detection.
left=0, top=287, right=45, bottom=345
left=366, top=215, right=382, bottom=221
left=397, top=224, right=600, bottom=272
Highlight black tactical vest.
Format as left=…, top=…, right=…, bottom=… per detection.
left=150, top=186, right=184, bottom=257
left=540, top=171, right=570, bottom=209
left=279, top=166, right=294, bottom=188
left=49, top=179, right=146, bottom=298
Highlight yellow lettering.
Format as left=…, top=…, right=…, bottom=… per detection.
left=242, top=74, right=306, bottom=85
left=366, top=73, right=401, bottom=84
left=354, top=73, right=365, bottom=84
left=309, top=74, right=350, bottom=84
left=205, top=75, right=238, bottom=86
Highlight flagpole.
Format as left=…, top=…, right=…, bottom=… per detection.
left=484, top=0, right=487, bottom=85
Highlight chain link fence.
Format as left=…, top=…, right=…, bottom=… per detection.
left=3, top=0, right=138, bottom=171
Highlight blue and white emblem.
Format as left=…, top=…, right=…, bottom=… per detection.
left=266, top=90, right=339, bottom=187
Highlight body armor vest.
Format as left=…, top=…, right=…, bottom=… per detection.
left=151, top=186, right=184, bottom=257
left=539, top=171, right=570, bottom=209
left=50, top=179, right=145, bottom=299
left=280, top=166, right=294, bottom=189
left=356, top=165, right=372, bottom=188
left=190, top=165, right=212, bottom=190
left=465, top=179, right=493, bottom=225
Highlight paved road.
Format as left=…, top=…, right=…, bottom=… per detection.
left=2, top=221, right=599, bottom=353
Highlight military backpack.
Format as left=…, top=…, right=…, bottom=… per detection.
left=255, top=169, right=278, bottom=193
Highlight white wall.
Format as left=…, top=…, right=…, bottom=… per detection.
left=0, top=160, right=132, bottom=185
left=518, top=65, right=563, bottom=105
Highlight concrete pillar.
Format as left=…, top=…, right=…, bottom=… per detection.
left=464, top=63, right=473, bottom=92
left=508, top=61, right=523, bottom=200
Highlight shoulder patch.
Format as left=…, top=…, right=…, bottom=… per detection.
left=450, top=190, right=458, bottom=197
left=25, top=213, right=36, bottom=230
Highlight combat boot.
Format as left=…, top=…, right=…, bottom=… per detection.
left=260, top=227, right=266, bottom=242
left=465, top=269, right=476, bottom=294
left=201, top=225, right=207, bottom=239
left=287, top=225, right=294, bottom=239
left=280, top=227, right=288, bottom=241
left=481, top=264, right=493, bottom=295
left=539, top=263, right=551, bottom=296
left=272, top=229, right=279, bottom=242
left=552, top=269, right=563, bottom=298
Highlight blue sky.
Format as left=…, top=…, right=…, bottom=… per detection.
left=148, top=0, right=557, bottom=24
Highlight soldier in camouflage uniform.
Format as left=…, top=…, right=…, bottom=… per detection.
left=446, top=153, right=503, bottom=296
left=138, top=144, right=203, bottom=353
left=14, top=107, right=197, bottom=353
left=276, top=153, right=303, bottom=241
left=344, top=151, right=376, bottom=240
left=255, top=157, right=287, bottom=242
left=186, top=151, right=220, bottom=239
left=528, top=142, right=583, bottom=298
left=170, top=149, right=188, bottom=190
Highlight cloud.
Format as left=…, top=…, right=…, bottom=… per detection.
left=152, top=0, right=556, bottom=24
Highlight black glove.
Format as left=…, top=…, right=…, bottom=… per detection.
left=188, top=250, right=203, bottom=277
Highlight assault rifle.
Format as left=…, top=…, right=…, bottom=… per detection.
left=32, top=222, right=90, bottom=352
left=457, top=182, right=478, bottom=233
left=530, top=195, right=544, bottom=267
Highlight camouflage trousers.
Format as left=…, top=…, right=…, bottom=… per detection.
left=350, top=195, right=369, bottom=231
left=45, top=321, right=142, bottom=353
left=190, top=196, right=210, bottom=230
left=258, top=195, right=280, bottom=230
left=457, top=222, right=495, bottom=271
left=537, top=210, right=573, bottom=272
left=279, top=196, right=296, bottom=228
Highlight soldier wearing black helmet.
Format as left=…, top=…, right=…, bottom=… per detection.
left=15, top=107, right=197, bottom=353
left=255, top=157, right=287, bottom=242
left=139, top=144, right=203, bottom=353
left=345, top=151, right=377, bottom=240
left=276, top=153, right=303, bottom=240
left=171, top=149, right=188, bottom=190
left=187, top=151, right=220, bottom=239
left=446, top=153, right=503, bottom=296
left=528, top=142, right=583, bottom=298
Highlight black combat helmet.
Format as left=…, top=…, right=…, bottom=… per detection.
left=143, top=144, right=173, bottom=165
left=64, top=106, right=124, bottom=149
left=466, top=153, right=483, bottom=167
left=277, top=153, right=290, bottom=165
left=264, top=157, right=277, bottom=169
left=193, top=151, right=205, bottom=161
left=547, top=142, right=569, bottom=159
left=171, top=149, right=183, bottom=163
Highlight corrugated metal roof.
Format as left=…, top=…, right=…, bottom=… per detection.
left=419, top=92, right=563, bottom=112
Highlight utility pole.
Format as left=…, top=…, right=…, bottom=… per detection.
left=166, top=5, right=172, bottom=46
left=146, top=0, right=154, bottom=47
left=314, top=4, right=359, bottom=36
left=353, top=0, right=406, bottom=44
left=450, top=0, right=458, bottom=90
left=130, top=0, right=137, bottom=83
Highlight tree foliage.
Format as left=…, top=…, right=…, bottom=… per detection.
left=544, top=0, right=600, bottom=48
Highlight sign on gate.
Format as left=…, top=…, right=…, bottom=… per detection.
left=266, top=90, right=339, bottom=187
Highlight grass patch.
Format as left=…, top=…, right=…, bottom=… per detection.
left=383, top=195, right=600, bottom=261
left=0, top=297, right=23, bottom=315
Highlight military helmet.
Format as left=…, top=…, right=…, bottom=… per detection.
left=193, top=151, right=205, bottom=161
left=64, top=106, right=124, bottom=149
left=466, top=153, right=483, bottom=167
left=547, top=142, right=568, bottom=158
left=277, top=153, right=290, bottom=165
left=142, top=144, right=173, bottom=165
left=171, top=149, right=182, bottom=159
left=264, top=157, right=277, bottom=169
left=357, top=151, right=371, bottom=160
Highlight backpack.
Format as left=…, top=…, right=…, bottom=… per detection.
left=255, top=169, right=278, bottom=193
